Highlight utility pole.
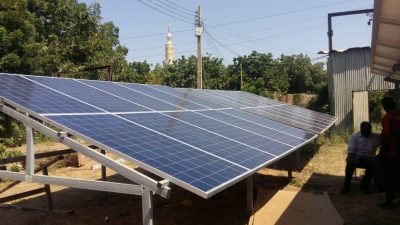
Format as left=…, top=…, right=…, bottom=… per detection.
left=195, top=5, right=203, bottom=89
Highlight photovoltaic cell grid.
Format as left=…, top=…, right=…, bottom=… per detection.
left=0, top=75, right=100, bottom=114
left=0, top=73, right=326, bottom=198
left=176, top=88, right=336, bottom=134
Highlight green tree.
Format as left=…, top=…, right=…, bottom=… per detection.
left=229, top=51, right=290, bottom=95
left=1, top=0, right=131, bottom=79
left=127, top=61, right=151, bottom=83
left=280, top=54, right=327, bottom=94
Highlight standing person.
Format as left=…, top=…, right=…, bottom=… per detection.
left=341, top=121, right=380, bottom=193
left=377, top=97, right=400, bottom=208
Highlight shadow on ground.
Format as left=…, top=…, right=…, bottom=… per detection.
left=268, top=142, right=319, bottom=173
left=300, top=173, right=400, bottom=225
left=0, top=170, right=292, bottom=225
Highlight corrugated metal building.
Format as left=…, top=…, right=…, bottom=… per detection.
left=327, top=47, right=394, bottom=130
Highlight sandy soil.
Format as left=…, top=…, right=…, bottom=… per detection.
left=0, top=141, right=399, bottom=225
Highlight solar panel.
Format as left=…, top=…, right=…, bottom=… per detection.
left=0, top=73, right=326, bottom=198
left=136, top=84, right=229, bottom=109
left=46, top=114, right=247, bottom=193
left=176, top=88, right=336, bottom=134
left=118, top=83, right=211, bottom=110
left=27, top=76, right=150, bottom=113
left=185, top=89, right=284, bottom=108
left=79, top=79, right=185, bottom=111
left=0, top=75, right=101, bottom=114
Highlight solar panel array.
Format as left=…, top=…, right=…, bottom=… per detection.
left=0, top=73, right=332, bottom=198
left=179, top=88, right=336, bottom=134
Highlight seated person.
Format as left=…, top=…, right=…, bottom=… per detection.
left=341, top=121, right=380, bottom=193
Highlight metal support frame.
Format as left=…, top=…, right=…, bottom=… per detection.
left=142, top=187, right=154, bottom=225
left=246, top=176, right=253, bottom=214
left=0, top=103, right=170, bottom=225
left=25, top=126, right=34, bottom=177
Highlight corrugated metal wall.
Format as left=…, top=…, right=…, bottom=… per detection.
left=328, top=47, right=394, bottom=131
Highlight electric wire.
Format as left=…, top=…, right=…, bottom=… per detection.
left=206, top=0, right=356, bottom=28
left=203, top=31, right=224, bottom=58
left=163, top=0, right=195, bottom=13
left=204, top=28, right=240, bottom=56
left=147, top=0, right=194, bottom=21
left=154, top=0, right=195, bottom=17
left=136, top=0, right=193, bottom=24
left=125, top=0, right=355, bottom=39
left=128, top=17, right=363, bottom=60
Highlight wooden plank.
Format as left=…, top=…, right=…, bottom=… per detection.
left=0, top=204, right=73, bottom=214
left=0, top=156, right=63, bottom=194
left=352, top=91, right=369, bottom=132
left=0, top=149, right=74, bottom=165
left=0, top=188, right=46, bottom=204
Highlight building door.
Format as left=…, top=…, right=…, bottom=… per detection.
left=352, top=91, right=369, bottom=132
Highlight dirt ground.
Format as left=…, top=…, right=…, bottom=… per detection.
left=0, top=141, right=399, bottom=225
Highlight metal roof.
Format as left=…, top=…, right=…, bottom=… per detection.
left=371, top=0, right=400, bottom=82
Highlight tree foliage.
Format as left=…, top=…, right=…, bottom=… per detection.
left=0, top=0, right=129, bottom=78
left=280, top=54, right=327, bottom=94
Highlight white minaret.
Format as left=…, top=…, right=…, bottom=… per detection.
left=165, top=25, right=175, bottom=65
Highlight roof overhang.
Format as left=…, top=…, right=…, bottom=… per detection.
left=371, top=0, right=400, bottom=83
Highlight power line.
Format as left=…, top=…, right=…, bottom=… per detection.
left=147, top=0, right=194, bottom=21
left=206, top=0, right=356, bottom=28
left=127, top=24, right=322, bottom=59
left=204, top=15, right=367, bottom=53
left=131, top=40, right=195, bottom=52
left=126, top=16, right=323, bottom=51
left=154, top=0, right=195, bottom=17
left=128, top=14, right=367, bottom=59
left=136, top=0, right=193, bottom=24
left=204, top=28, right=240, bottom=56
left=125, top=0, right=354, bottom=40
left=203, top=31, right=224, bottom=58
left=163, top=0, right=195, bottom=13
left=121, top=28, right=192, bottom=40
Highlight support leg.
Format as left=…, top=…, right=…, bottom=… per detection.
left=288, top=153, right=293, bottom=179
left=42, top=167, right=53, bottom=210
left=295, top=150, right=301, bottom=170
left=247, top=176, right=253, bottom=214
left=100, top=149, right=106, bottom=181
left=142, top=187, right=154, bottom=225
left=25, top=126, right=35, bottom=176
left=100, top=149, right=107, bottom=198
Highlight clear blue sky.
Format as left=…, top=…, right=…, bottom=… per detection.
left=80, top=0, right=374, bottom=65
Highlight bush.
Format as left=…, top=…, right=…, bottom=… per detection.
left=10, top=164, right=20, bottom=172
left=0, top=113, right=25, bottom=147
left=0, top=150, right=23, bottom=159
left=325, top=129, right=351, bottom=145
left=307, top=84, right=329, bottom=113
left=35, top=132, right=53, bottom=143
left=0, top=144, right=5, bottom=156
left=369, top=91, right=387, bottom=123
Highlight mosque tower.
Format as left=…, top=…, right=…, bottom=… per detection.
left=165, top=25, right=175, bottom=65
